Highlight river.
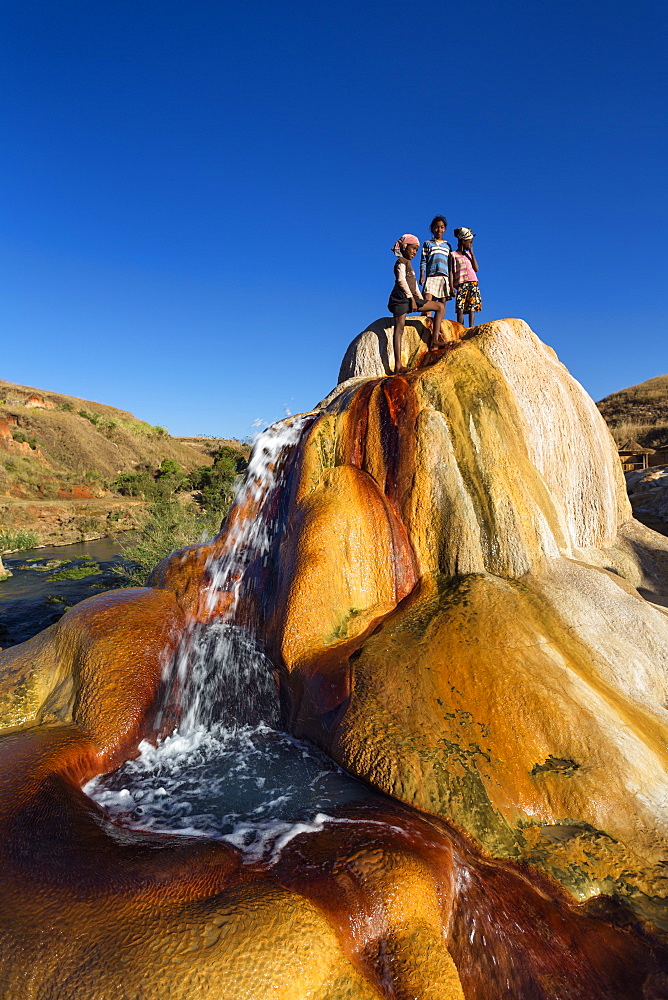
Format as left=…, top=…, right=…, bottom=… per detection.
left=0, top=536, right=131, bottom=649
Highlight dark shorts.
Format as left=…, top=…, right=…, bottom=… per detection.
left=387, top=294, right=426, bottom=317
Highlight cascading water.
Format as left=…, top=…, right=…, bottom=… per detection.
left=158, top=413, right=313, bottom=735
left=85, top=416, right=382, bottom=859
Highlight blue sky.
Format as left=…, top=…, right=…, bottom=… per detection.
left=1, top=0, right=666, bottom=438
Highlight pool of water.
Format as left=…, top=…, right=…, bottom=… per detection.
left=0, top=537, right=132, bottom=648
left=85, top=722, right=384, bottom=862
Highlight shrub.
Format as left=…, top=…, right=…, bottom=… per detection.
left=189, top=447, right=246, bottom=513
left=11, top=430, right=37, bottom=449
left=78, top=409, right=99, bottom=425
left=155, top=458, right=188, bottom=493
left=0, top=529, right=40, bottom=552
left=114, top=498, right=222, bottom=587
left=153, top=425, right=167, bottom=437
left=58, top=401, right=75, bottom=413
left=112, top=446, right=247, bottom=586
left=112, top=470, right=162, bottom=500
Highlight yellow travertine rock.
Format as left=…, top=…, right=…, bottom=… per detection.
left=1, top=316, right=667, bottom=995
left=280, top=318, right=668, bottom=921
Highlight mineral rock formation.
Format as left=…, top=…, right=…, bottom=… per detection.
left=338, top=315, right=465, bottom=381
left=272, top=319, right=668, bottom=923
left=1, top=317, right=668, bottom=997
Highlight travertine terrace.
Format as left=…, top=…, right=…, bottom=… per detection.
left=1, top=318, right=667, bottom=998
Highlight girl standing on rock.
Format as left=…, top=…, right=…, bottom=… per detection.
left=450, top=228, right=481, bottom=327
left=388, top=235, right=445, bottom=374
left=419, top=215, right=453, bottom=313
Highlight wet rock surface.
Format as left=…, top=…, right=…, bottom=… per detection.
left=1, top=318, right=668, bottom=997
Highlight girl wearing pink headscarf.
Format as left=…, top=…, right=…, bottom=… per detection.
left=388, top=235, right=445, bottom=374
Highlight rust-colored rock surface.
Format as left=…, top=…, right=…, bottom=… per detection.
left=271, top=319, right=668, bottom=926
left=1, top=317, right=668, bottom=995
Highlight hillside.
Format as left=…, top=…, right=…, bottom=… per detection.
left=0, top=379, right=245, bottom=547
left=597, top=373, right=668, bottom=449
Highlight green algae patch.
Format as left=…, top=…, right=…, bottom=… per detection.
left=49, top=561, right=101, bottom=581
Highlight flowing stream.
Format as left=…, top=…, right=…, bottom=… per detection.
left=85, top=417, right=382, bottom=860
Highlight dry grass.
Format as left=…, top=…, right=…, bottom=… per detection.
left=0, top=378, right=247, bottom=502
left=597, top=374, right=668, bottom=450
left=609, top=420, right=668, bottom=448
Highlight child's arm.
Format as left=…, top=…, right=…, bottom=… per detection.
left=468, top=244, right=479, bottom=273
left=419, top=243, right=427, bottom=286
left=449, top=253, right=456, bottom=291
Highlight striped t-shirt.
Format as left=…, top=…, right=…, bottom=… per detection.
left=451, top=250, right=478, bottom=286
left=419, top=239, right=452, bottom=282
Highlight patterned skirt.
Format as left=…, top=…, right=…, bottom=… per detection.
left=456, top=281, right=482, bottom=314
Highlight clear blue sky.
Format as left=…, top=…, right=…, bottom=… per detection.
left=1, top=0, right=666, bottom=439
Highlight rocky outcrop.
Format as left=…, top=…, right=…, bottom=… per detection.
left=24, top=393, right=54, bottom=409
left=263, top=319, right=668, bottom=923
left=627, top=464, right=668, bottom=523
left=1, top=318, right=668, bottom=996
left=338, top=316, right=465, bottom=382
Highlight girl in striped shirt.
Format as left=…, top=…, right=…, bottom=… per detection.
left=419, top=215, right=453, bottom=310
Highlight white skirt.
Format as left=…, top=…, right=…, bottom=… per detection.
left=423, top=275, right=451, bottom=299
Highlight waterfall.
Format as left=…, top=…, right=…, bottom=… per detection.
left=204, top=414, right=310, bottom=621
left=85, top=410, right=380, bottom=862
left=156, top=414, right=311, bottom=735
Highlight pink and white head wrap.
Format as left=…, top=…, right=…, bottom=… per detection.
left=391, top=234, right=420, bottom=256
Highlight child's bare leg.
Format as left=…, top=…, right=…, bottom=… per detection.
left=468, top=312, right=475, bottom=327
left=393, top=314, right=406, bottom=373
left=416, top=300, right=445, bottom=348
left=431, top=300, right=445, bottom=346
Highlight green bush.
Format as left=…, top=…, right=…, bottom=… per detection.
left=113, top=446, right=247, bottom=586
left=155, top=458, right=187, bottom=493
left=78, top=409, right=99, bottom=425
left=0, top=529, right=40, bottom=552
left=115, top=499, right=222, bottom=587
left=11, top=430, right=38, bottom=449
left=189, top=447, right=246, bottom=513
left=58, top=401, right=75, bottom=413
left=112, top=470, right=162, bottom=500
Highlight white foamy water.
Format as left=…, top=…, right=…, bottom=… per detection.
left=85, top=722, right=379, bottom=861
left=151, top=415, right=312, bottom=736
left=158, top=622, right=280, bottom=734
left=204, top=414, right=311, bottom=618
left=84, top=415, right=386, bottom=858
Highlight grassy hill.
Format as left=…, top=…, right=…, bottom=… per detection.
left=0, top=379, right=247, bottom=548
left=596, top=374, right=668, bottom=449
